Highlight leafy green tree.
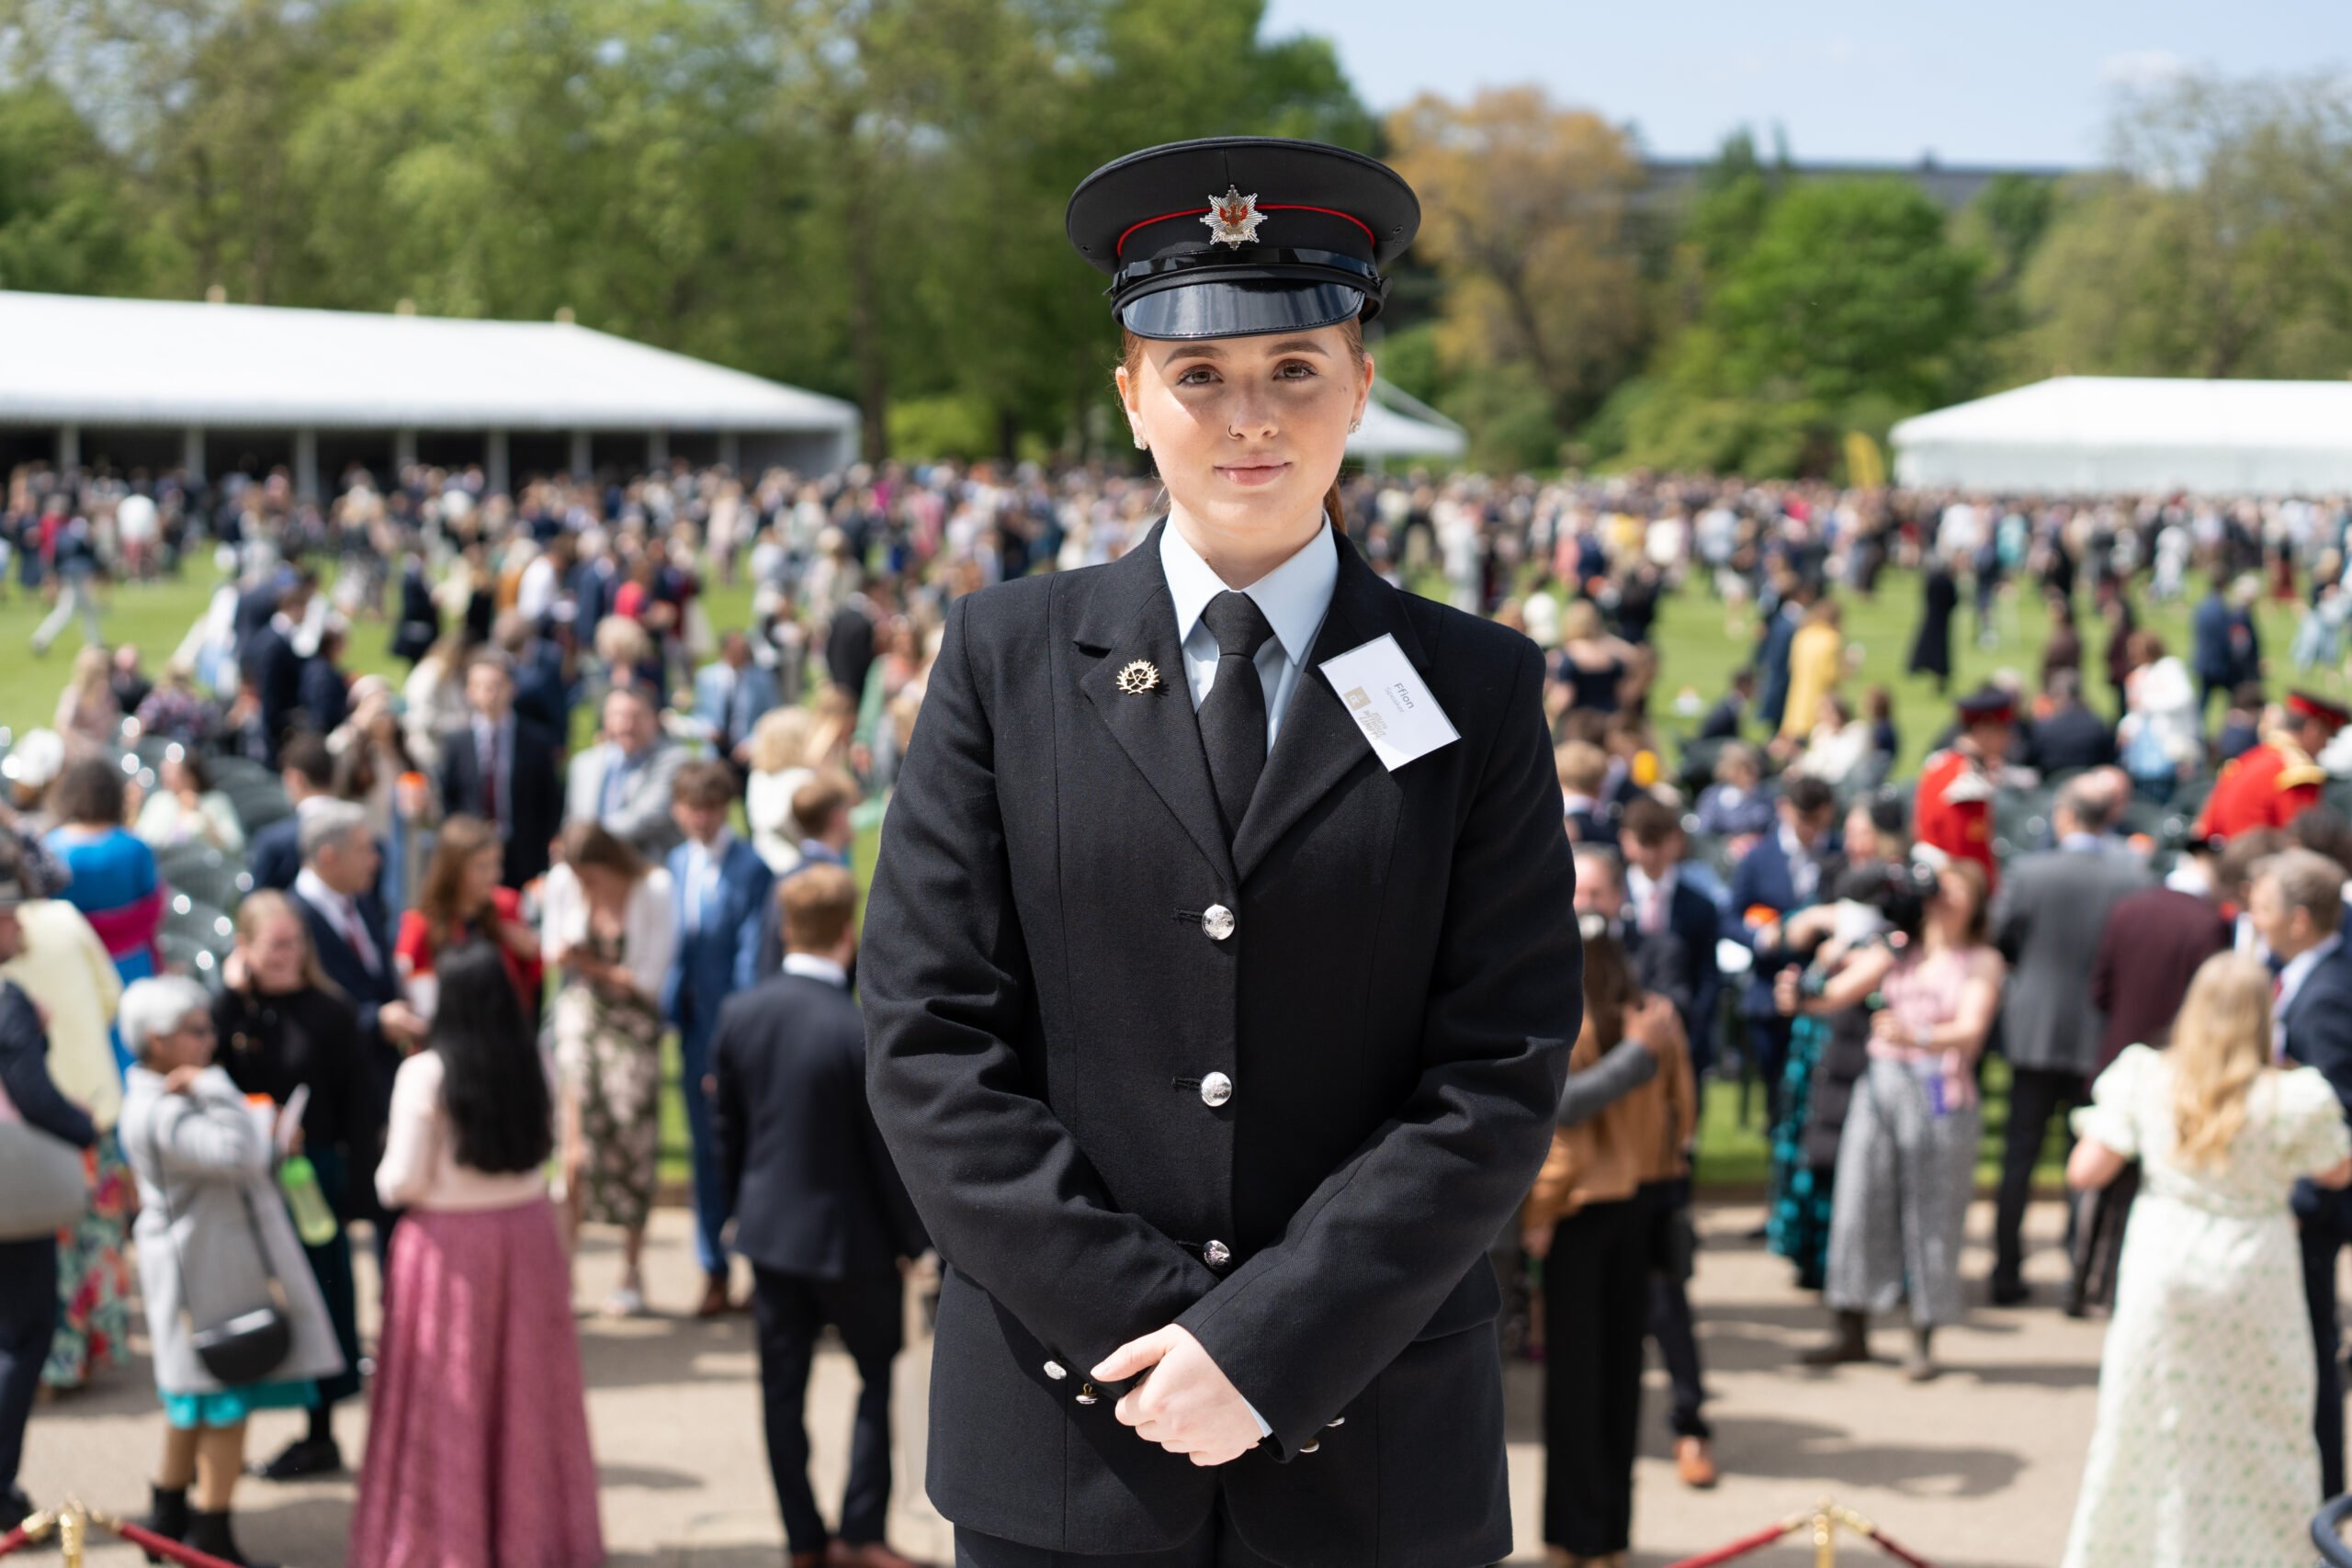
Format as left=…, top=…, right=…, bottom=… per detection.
left=0, top=81, right=144, bottom=294
left=2012, top=72, right=2352, bottom=380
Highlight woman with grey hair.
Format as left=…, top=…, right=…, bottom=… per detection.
left=118, top=974, right=344, bottom=1566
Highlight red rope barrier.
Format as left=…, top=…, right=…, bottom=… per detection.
left=0, top=1524, right=30, bottom=1560
left=1863, top=1524, right=1940, bottom=1568
left=1661, top=1516, right=1803, bottom=1568
left=107, top=1517, right=249, bottom=1568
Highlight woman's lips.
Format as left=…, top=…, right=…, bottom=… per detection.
left=1215, top=461, right=1291, bottom=487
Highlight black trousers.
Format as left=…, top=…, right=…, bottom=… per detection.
left=956, top=1503, right=1282, bottom=1568
left=752, top=1266, right=903, bottom=1554
left=1543, top=1197, right=1648, bottom=1556
left=1642, top=1182, right=1711, bottom=1441
left=1993, top=1066, right=2086, bottom=1287
left=2301, top=1212, right=2348, bottom=1501
left=0, top=1237, right=57, bottom=1494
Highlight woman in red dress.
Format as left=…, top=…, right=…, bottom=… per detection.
left=394, top=817, right=540, bottom=1020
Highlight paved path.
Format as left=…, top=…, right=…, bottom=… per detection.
left=21, top=1200, right=2108, bottom=1566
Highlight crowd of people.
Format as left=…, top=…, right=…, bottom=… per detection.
left=2, top=451, right=2352, bottom=1566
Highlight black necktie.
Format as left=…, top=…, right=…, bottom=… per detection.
left=1198, top=590, right=1275, bottom=838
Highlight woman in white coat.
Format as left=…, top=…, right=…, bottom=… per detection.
left=118, top=975, right=344, bottom=1568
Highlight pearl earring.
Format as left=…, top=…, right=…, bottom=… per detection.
left=1132, top=431, right=1148, bottom=449
left=1348, top=418, right=1362, bottom=434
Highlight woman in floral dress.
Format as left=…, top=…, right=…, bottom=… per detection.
left=540, top=821, right=675, bottom=1317
left=2063, top=953, right=2352, bottom=1567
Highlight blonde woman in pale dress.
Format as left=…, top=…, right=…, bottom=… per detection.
left=2063, top=952, right=2352, bottom=1568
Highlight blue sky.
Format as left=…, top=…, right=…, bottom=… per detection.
left=1259, top=0, right=2351, bottom=166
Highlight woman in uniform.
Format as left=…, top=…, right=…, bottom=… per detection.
left=862, top=137, right=1582, bottom=1568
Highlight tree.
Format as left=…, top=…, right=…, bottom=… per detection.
left=1607, top=178, right=1980, bottom=477
left=0, top=81, right=143, bottom=294
left=2013, top=71, right=2352, bottom=380
left=1385, top=86, right=1646, bottom=445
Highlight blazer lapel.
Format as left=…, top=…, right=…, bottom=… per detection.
left=1230, top=536, right=1429, bottom=884
left=1076, top=523, right=1237, bottom=887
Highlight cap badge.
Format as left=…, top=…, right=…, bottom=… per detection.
left=1115, top=660, right=1163, bottom=696
left=1202, top=186, right=1265, bottom=248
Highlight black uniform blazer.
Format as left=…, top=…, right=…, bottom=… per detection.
left=862, top=523, right=1580, bottom=1567
left=439, top=716, right=566, bottom=889
left=710, top=973, right=926, bottom=1280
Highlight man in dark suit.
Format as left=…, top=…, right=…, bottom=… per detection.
left=278, top=799, right=419, bottom=1478
left=1620, top=795, right=1723, bottom=1068
left=238, top=576, right=312, bottom=768
left=439, top=649, right=564, bottom=890
left=2025, top=669, right=2118, bottom=775
left=296, top=619, right=352, bottom=737
left=826, top=592, right=877, bottom=701
left=1985, top=779, right=2152, bottom=1305
left=713, top=865, right=927, bottom=1568
left=2254, top=848, right=2352, bottom=1499
left=2190, top=577, right=2234, bottom=722
left=663, top=760, right=776, bottom=1316
left=247, top=733, right=338, bottom=893
left=1725, top=773, right=1838, bottom=1106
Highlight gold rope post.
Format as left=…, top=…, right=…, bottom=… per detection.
left=54, top=1499, right=85, bottom=1568
left=1813, top=1496, right=1837, bottom=1568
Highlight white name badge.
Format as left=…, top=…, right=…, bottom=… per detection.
left=1320, top=634, right=1460, bottom=772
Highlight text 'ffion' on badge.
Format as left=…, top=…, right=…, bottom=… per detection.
left=1319, top=633, right=1459, bottom=772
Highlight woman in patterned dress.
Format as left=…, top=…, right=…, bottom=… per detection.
left=2062, top=953, right=2351, bottom=1568
left=539, top=820, right=675, bottom=1316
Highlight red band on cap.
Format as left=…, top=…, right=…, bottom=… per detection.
left=1114, top=203, right=1378, bottom=257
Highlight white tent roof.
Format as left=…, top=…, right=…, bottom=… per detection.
left=1350, top=380, right=1465, bottom=461
left=0, top=289, right=859, bottom=434
left=1892, top=376, right=2352, bottom=493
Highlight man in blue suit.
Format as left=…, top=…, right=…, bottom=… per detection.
left=663, top=758, right=777, bottom=1317
left=695, top=632, right=782, bottom=778
left=2255, top=848, right=2352, bottom=1500
left=1724, top=774, right=1839, bottom=1111
left=2190, top=577, right=2234, bottom=724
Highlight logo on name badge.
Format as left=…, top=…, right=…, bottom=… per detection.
left=1342, top=687, right=1371, bottom=710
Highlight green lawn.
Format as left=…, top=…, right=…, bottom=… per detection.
left=19, top=561, right=2293, bottom=1192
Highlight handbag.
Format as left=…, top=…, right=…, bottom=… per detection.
left=146, top=1105, right=294, bottom=1386
left=0, top=1082, right=87, bottom=1241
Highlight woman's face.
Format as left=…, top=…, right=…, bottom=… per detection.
left=1118, top=325, right=1370, bottom=543
left=577, top=863, right=628, bottom=909
left=163, top=757, right=194, bottom=795
left=1932, top=873, right=1979, bottom=933
left=147, top=1009, right=217, bottom=1072
left=1844, top=807, right=1880, bottom=863
left=463, top=844, right=503, bottom=910
left=246, top=911, right=309, bottom=992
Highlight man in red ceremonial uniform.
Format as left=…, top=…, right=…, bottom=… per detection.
left=1915, top=688, right=2011, bottom=886
left=2192, top=690, right=2347, bottom=841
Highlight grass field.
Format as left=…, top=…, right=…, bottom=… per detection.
left=10, top=559, right=2313, bottom=1192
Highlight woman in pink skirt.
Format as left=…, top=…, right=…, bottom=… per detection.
left=350, top=940, right=604, bottom=1568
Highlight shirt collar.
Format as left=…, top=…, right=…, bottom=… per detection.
left=2282, top=932, right=2343, bottom=999
left=294, top=866, right=350, bottom=917
left=690, top=829, right=734, bottom=863
left=1159, top=519, right=1339, bottom=670
left=782, top=953, right=848, bottom=987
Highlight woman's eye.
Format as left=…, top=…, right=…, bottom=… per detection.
left=1276, top=361, right=1317, bottom=379
left=1175, top=367, right=1217, bottom=386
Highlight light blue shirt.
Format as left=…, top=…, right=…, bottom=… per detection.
left=1159, top=520, right=1339, bottom=749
